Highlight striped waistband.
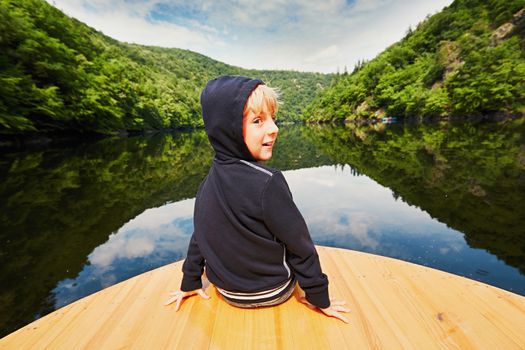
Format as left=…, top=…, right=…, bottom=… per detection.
left=217, top=277, right=295, bottom=303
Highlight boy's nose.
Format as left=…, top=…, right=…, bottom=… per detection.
left=268, top=119, right=279, bottom=134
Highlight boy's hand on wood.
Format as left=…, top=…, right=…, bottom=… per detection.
left=320, top=300, right=350, bottom=323
left=164, top=289, right=210, bottom=311
left=298, top=295, right=350, bottom=324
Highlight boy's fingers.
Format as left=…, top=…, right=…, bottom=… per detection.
left=175, top=295, right=183, bottom=312
left=332, top=305, right=350, bottom=313
left=325, top=309, right=349, bottom=323
left=322, top=307, right=350, bottom=323
left=163, top=295, right=179, bottom=306
left=333, top=312, right=350, bottom=324
left=166, top=289, right=207, bottom=311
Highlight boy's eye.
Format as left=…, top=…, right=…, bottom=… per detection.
left=253, top=118, right=261, bottom=124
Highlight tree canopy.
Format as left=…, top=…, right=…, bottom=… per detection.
left=0, top=0, right=332, bottom=135
left=304, top=0, right=525, bottom=122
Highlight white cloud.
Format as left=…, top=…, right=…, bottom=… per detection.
left=124, top=198, right=194, bottom=230
left=46, top=0, right=454, bottom=72
left=306, top=207, right=380, bottom=249
left=89, top=199, right=195, bottom=268
left=283, top=165, right=457, bottom=235
left=48, top=0, right=218, bottom=51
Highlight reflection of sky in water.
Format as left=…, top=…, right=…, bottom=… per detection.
left=287, top=165, right=524, bottom=295
left=53, top=199, right=195, bottom=308
left=53, top=165, right=525, bottom=307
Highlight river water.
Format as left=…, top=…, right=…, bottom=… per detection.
left=1, top=119, right=524, bottom=336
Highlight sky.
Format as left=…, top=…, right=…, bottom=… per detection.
left=46, top=0, right=454, bottom=73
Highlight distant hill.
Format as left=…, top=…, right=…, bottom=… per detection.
left=0, top=0, right=332, bottom=135
left=304, top=0, right=525, bottom=122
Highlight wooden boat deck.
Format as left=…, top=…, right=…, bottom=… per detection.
left=1, top=246, right=525, bottom=349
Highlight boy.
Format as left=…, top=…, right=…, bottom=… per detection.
left=166, top=76, right=348, bottom=322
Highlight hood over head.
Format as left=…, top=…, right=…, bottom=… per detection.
left=201, top=75, right=263, bottom=161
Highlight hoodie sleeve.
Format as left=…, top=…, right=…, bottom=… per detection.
left=180, top=234, right=205, bottom=291
left=261, top=172, right=330, bottom=309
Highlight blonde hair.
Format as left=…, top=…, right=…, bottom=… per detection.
left=243, top=84, right=279, bottom=117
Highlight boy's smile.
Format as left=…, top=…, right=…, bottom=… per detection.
left=242, top=102, right=278, bottom=161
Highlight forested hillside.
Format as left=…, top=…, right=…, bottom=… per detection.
left=305, top=0, right=525, bottom=122
left=0, top=0, right=331, bottom=135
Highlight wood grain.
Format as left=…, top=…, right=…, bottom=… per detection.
left=1, top=246, right=524, bottom=349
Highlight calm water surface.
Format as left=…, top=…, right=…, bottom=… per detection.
left=1, top=120, right=524, bottom=336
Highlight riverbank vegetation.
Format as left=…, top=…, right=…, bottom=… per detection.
left=2, top=0, right=525, bottom=137
left=304, top=0, right=525, bottom=122
left=0, top=0, right=331, bottom=136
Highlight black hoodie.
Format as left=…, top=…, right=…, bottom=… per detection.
left=180, top=76, right=330, bottom=308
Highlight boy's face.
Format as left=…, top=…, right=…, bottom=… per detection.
left=242, top=101, right=278, bottom=161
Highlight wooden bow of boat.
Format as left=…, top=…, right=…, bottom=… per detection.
left=1, top=246, right=525, bottom=349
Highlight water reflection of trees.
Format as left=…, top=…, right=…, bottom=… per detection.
left=265, top=124, right=332, bottom=170
left=304, top=119, right=525, bottom=276
left=0, top=131, right=213, bottom=336
left=3, top=120, right=523, bottom=336
left=0, top=124, right=333, bottom=336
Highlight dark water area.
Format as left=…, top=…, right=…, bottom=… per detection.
left=1, top=119, right=524, bottom=337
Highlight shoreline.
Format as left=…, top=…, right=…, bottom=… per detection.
left=1, top=112, right=523, bottom=152
left=305, top=110, right=525, bottom=126
left=0, top=126, right=197, bottom=152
